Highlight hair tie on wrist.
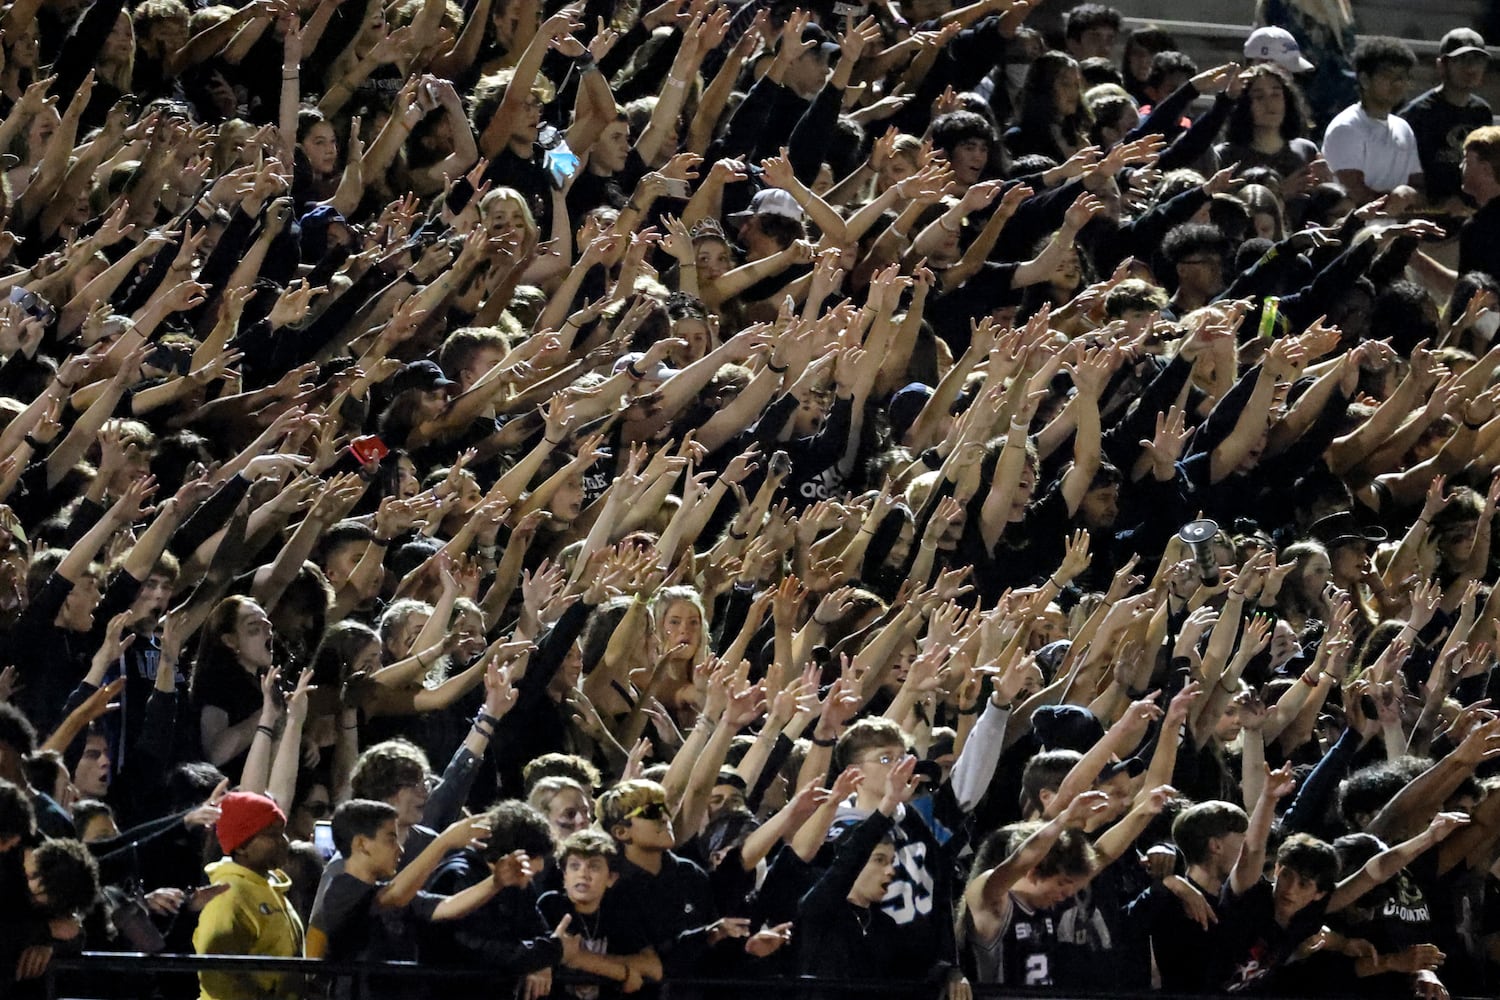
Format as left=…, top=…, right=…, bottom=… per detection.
left=767, top=359, right=789, bottom=374
left=256, top=724, right=276, bottom=738
left=626, top=362, right=646, bottom=380
left=728, top=527, right=748, bottom=540
left=811, top=734, right=837, bottom=747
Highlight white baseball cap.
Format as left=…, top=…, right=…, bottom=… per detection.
left=1244, top=26, right=1314, bottom=73
left=727, top=188, right=806, bottom=225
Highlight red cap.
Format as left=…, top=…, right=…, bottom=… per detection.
left=216, top=792, right=286, bottom=855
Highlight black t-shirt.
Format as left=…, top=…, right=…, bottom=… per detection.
left=1214, top=139, right=1321, bottom=178
left=1399, top=88, right=1493, bottom=203
left=483, top=145, right=555, bottom=237
left=1460, top=197, right=1500, bottom=281
left=315, top=872, right=442, bottom=999
left=611, top=852, right=716, bottom=974
left=988, top=479, right=1072, bottom=593
left=1213, top=877, right=1329, bottom=993
left=566, top=149, right=648, bottom=220
left=926, top=263, right=1021, bottom=357
left=536, top=890, right=651, bottom=1000
left=10, top=573, right=91, bottom=734
left=1128, top=874, right=1225, bottom=992
left=189, top=665, right=264, bottom=782
left=1334, top=857, right=1435, bottom=996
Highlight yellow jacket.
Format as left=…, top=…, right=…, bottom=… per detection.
left=193, top=859, right=305, bottom=1000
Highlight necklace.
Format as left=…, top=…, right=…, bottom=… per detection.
left=576, top=907, right=603, bottom=941
left=853, top=907, right=872, bottom=936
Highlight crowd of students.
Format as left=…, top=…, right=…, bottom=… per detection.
left=2, top=0, right=1500, bottom=996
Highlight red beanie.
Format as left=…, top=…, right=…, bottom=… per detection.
left=216, top=792, right=286, bottom=855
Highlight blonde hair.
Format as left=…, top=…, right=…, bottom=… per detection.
left=597, top=779, right=668, bottom=834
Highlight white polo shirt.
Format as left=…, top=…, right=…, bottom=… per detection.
left=1322, top=103, right=1423, bottom=192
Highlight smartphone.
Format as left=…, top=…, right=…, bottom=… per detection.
left=146, top=344, right=192, bottom=376
left=9, top=287, right=54, bottom=325
left=350, top=434, right=390, bottom=465
left=313, top=820, right=336, bottom=861
left=833, top=1, right=863, bottom=15
left=661, top=177, right=691, bottom=200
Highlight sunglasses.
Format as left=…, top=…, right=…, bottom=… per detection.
left=625, top=801, right=668, bottom=822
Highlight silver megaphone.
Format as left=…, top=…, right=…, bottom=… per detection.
left=1178, top=518, right=1221, bottom=587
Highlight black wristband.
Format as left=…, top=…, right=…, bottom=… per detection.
left=256, top=724, right=275, bottom=738
left=811, top=734, right=837, bottom=747
left=23, top=434, right=40, bottom=450
left=767, top=359, right=789, bottom=374
left=958, top=702, right=983, bottom=716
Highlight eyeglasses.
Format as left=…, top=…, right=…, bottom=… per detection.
left=860, top=752, right=901, bottom=767
left=625, top=801, right=668, bottom=822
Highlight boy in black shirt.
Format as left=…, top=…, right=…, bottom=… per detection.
left=799, top=755, right=938, bottom=987
left=308, top=800, right=518, bottom=998
left=1217, top=764, right=1467, bottom=994
left=1127, top=799, right=1248, bottom=991
left=422, top=801, right=578, bottom=1000
left=599, top=779, right=787, bottom=976
left=537, top=829, right=661, bottom=997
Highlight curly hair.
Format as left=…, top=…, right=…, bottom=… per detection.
left=1224, top=64, right=1312, bottom=146
left=1352, top=36, right=1416, bottom=78
left=481, top=800, right=555, bottom=861
left=349, top=740, right=431, bottom=802
left=0, top=777, right=35, bottom=841
left=31, top=838, right=101, bottom=916
left=522, top=752, right=603, bottom=794
left=0, top=702, right=37, bottom=756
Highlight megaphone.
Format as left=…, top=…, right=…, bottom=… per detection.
left=1178, top=518, right=1221, bottom=587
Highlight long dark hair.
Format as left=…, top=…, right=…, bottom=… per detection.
left=1018, top=52, right=1091, bottom=153
left=189, top=595, right=262, bottom=706
left=1224, top=64, right=1312, bottom=147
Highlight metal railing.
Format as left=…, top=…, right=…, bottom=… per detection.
left=40, top=953, right=1500, bottom=1000
left=44, top=953, right=938, bottom=999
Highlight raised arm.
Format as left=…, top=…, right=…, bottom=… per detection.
left=1229, top=762, right=1295, bottom=896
